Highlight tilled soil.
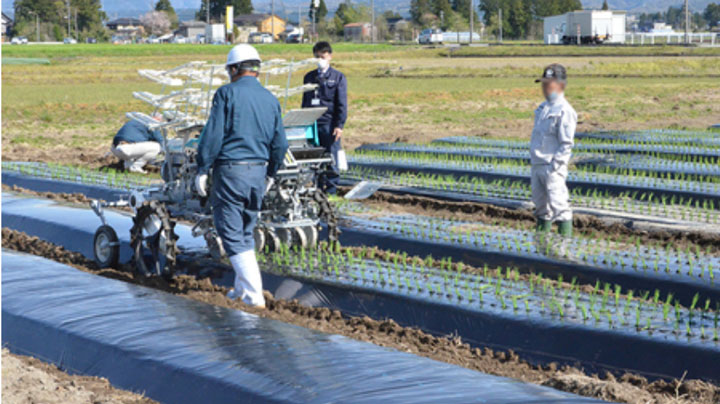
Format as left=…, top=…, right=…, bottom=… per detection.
left=3, top=228, right=719, bottom=404
left=2, top=147, right=159, bottom=174
left=3, top=184, right=95, bottom=204
left=2, top=146, right=114, bottom=170
left=354, top=190, right=720, bottom=255
left=1, top=348, right=156, bottom=404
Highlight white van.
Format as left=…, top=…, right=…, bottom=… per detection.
left=418, top=28, right=443, bottom=44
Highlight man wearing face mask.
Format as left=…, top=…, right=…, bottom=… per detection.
left=195, top=44, right=288, bottom=308
left=530, top=63, right=577, bottom=237
left=301, top=41, right=348, bottom=194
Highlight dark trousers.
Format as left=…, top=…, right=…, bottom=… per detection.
left=211, top=163, right=266, bottom=256
left=317, top=124, right=341, bottom=194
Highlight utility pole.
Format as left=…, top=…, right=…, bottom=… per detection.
left=684, top=0, right=689, bottom=44
left=498, top=8, right=502, bottom=43
left=74, top=8, right=78, bottom=39
left=469, top=0, right=473, bottom=44
left=206, top=0, right=210, bottom=43
left=66, top=0, right=71, bottom=38
left=271, top=0, right=275, bottom=41
left=312, top=0, right=318, bottom=41
left=29, top=11, right=39, bottom=42
left=370, top=0, right=375, bottom=43
left=576, top=24, right=580, bottom=45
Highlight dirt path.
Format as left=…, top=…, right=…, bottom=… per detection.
left=1, top=349, right=156, bottom=404
left=3, top=228, right=718, bottom=404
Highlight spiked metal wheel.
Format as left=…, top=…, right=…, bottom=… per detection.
left=130, top=201, right=178, bottom=279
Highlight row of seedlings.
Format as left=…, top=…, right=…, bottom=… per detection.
left=337, top=203, right=720, bottom=290
left=349, top=149, right=720, bottom=197
left=357, top=143, right=720, bottom=178
left=343, top=166, right=720, bottom=224
left=2, top=161, right=158, bottom=190
left=435, top=134, right=720, bottom=157
left=576, top=130, right=720, bottom=147
left=258, top=244, right=720, bottom=344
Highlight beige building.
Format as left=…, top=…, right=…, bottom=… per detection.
left=175, top=20, right=206, bottom=41
left=234, top=14, right=285, bottom=40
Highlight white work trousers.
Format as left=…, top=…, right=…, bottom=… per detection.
left=229, top=250, right=265, bottom=307
left=111, top=142, right=161, bottom=171
left=531, top=164, right=572, bottom=222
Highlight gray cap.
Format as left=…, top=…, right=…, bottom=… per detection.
left=535, top=63, right=567, bottom=84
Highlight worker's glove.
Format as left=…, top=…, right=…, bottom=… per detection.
left=195, top=174, right=208, bottom=197
left=265, top=177, right=275, bottom=194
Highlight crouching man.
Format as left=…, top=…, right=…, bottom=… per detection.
left=195, top=44, right=288, bottom=308
left=111, top=119, right=163, bottom=173
left=530, top=64, right=577, bottom=237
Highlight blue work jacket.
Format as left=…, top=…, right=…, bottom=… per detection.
left=197, top=76, right=288, bottom=177
left=112, top=120, right=163, bottom=146
left=301, top=67, right=347, bottom=130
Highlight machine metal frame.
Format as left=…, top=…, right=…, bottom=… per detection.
left=91, top=59, right=339, bottom=278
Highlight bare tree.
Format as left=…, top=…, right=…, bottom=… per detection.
left=140, top=11, right=171, bottom=36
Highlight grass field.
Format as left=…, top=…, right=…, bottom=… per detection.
left=2, top=43, right=719, bottom=165
left=442, top=44, right=720, bottom=57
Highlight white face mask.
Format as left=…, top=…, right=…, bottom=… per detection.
left=546, top=91, right=560, bottom=103
left=317, top=58, right=329, bottom=70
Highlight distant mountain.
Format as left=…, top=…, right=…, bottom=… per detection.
left=2, top=0, right=716, bottom=20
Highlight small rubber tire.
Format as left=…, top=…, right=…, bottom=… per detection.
left=94, top=225, right=119, bottom=269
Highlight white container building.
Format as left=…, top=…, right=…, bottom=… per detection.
left=544, top=10, right=626, bottom=45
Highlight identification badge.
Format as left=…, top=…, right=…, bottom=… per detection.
left=311, top=98, right=320, bottom=106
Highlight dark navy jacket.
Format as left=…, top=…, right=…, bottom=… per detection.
left=301, top=67, right=347, bottom=130
left=197, top=76, right=288, bottom=177
left=112, top=120, right=163, bottom=147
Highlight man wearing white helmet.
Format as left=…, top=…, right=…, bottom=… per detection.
left=195, top=44, right=288, bottom=308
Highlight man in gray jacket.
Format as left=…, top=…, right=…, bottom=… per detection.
left=530, top=64, right=577, bottom=237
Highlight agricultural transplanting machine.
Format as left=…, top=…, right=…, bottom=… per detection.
left=91, top=59, right=340, bottom=278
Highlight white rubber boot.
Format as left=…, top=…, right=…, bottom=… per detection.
left=227, top=250, right=265, bottom=308
left=128, top=159, right=148, bottom=174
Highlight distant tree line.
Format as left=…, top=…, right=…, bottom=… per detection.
left=638, top=3, right=720, bottom=31
left=478, top=0, right=582, bottom=39
left=13, top=0, right=107, bottom=41
left=155, top=0, right=178, bottom=29
left=409, top=0, right=580, bottom=38
left=410, top=0, right=479, bottom=32
left=197, top=0, right=253, bottom=22
left=707, top=3, right=720, bottom=28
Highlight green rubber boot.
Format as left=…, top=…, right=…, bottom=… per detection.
left=535, top=218, right=552, bottom=233
left=558, top=220, right=573, bottom=237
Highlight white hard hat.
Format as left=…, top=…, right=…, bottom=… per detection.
left=226, top=44, right=261, bottom=66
